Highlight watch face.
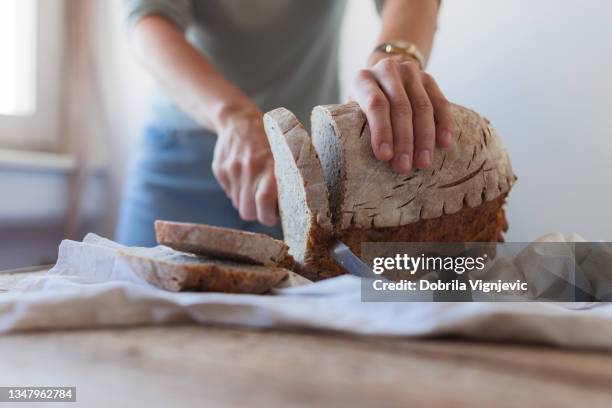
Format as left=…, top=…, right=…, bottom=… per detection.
left=387, top=45, right=407, bottom=56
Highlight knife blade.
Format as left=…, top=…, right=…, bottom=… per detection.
left=329, top=240, right=374, bottom=278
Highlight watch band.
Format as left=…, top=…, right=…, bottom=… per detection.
left=373, top=41, right=426, bottom=70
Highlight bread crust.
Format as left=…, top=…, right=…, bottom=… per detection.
left=311, top=195, right=508, bottom=279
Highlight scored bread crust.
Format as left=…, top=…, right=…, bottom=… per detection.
left=155, top=220, right=294, bottom=269
left=312, top=102, right=517, bottom=230
left=264, top=108, right=332, bottom=279
left=118, top=247, right=289, bottom=293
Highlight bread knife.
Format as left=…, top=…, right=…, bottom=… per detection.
left=329, top=240, right=374, bottom=278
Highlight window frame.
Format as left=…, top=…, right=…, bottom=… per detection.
left=0, top=0, right=66, bottom=152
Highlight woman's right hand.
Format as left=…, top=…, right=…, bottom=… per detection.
left=212, top=104, right=278, bottom=227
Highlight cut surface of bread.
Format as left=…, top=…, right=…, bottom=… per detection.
left=118, top=246, right=289, bottom=293
left=155, top=220, right=294, bottom=269
left=264, top=108, right=332, bottom=280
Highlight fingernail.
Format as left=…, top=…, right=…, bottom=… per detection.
left=400, top=153, right=412, bottom=171
left=379, top=143, right=393, bottom=160
left=417, top=150, right=431, bottom=168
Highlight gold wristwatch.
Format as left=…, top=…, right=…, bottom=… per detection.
left=373, top=41, right=426, bottom=70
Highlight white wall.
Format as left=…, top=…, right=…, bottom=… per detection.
left=340, top=0, right=612, bottom=241
left=89, top=0, right=155, bottom=235
left=102, top=0, right=612, bottom=242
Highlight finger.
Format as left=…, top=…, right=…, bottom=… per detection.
left=212, top=161, right=231, bottom=197
left=352, top=69, right=394, bottom=161
left=225, top=160, right=241, bottom=209
left=212, top=142, right=231, bottom=197
left=372, top=58, right=414, bottom=174
left=255, top=170, right=278, bottom=227
left=400, top=62, right=435, bottom=169
left=422, top=72, right=455, bottom=148
left=238, top=160, right=258, bottom=221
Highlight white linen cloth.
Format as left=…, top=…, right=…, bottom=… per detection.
left=1, top=233, right=611, bottom=351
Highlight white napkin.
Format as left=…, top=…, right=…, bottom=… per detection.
left=1, top=233, right=612, bottom=351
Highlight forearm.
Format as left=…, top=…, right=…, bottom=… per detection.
left=130, top=15, right=256, bottom=131
left=371, top=0, right=440, bottom=66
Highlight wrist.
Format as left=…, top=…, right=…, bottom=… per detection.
left=214, top=99, right=263, bottom=134
left=368, top=51, right=422, bottom=69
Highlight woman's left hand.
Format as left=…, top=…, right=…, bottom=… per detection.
left=350, top=55, right=455, bottom=174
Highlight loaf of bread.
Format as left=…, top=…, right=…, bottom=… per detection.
left=264, top=102, right=516, bottom=280
left=155, top=220, right=294, bottom=269
left=118, top=246, right=289, bottom=293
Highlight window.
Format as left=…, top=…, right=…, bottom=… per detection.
left=0, top=0, right=37, bottom=116
left=0, top=0, right=64, bottom=151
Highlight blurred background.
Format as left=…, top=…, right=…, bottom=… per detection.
left=0, top=0, right=611, bottom=270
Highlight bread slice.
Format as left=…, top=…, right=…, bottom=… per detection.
left=263, top=108, right=332, bottom=280
left=118, top=246, right=289, bottom=293
left=155, top=220, right=294, bottom=269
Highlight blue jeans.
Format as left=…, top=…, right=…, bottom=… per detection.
left=115, top=126, right=282, bottom=247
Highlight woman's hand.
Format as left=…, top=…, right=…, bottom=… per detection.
left=212, top=105, right=278, bottom=226
left=350, top=55, right=454, bottom=174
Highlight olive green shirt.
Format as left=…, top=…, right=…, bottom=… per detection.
left=123, top=0, right=387, bottom=129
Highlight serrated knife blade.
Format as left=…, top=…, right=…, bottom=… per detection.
left=329, top=240, right=374, bottom=278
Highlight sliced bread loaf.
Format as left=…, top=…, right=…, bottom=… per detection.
left=155, top=220, right=294, bottom=268
left=118, top=246, right=289, bottom=293
left=263, top=108, right=333, bottom=280
left=264, top=102, right=516, bottom=280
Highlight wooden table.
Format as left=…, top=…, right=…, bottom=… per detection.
left=1, top=269, right=612, bottom=408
